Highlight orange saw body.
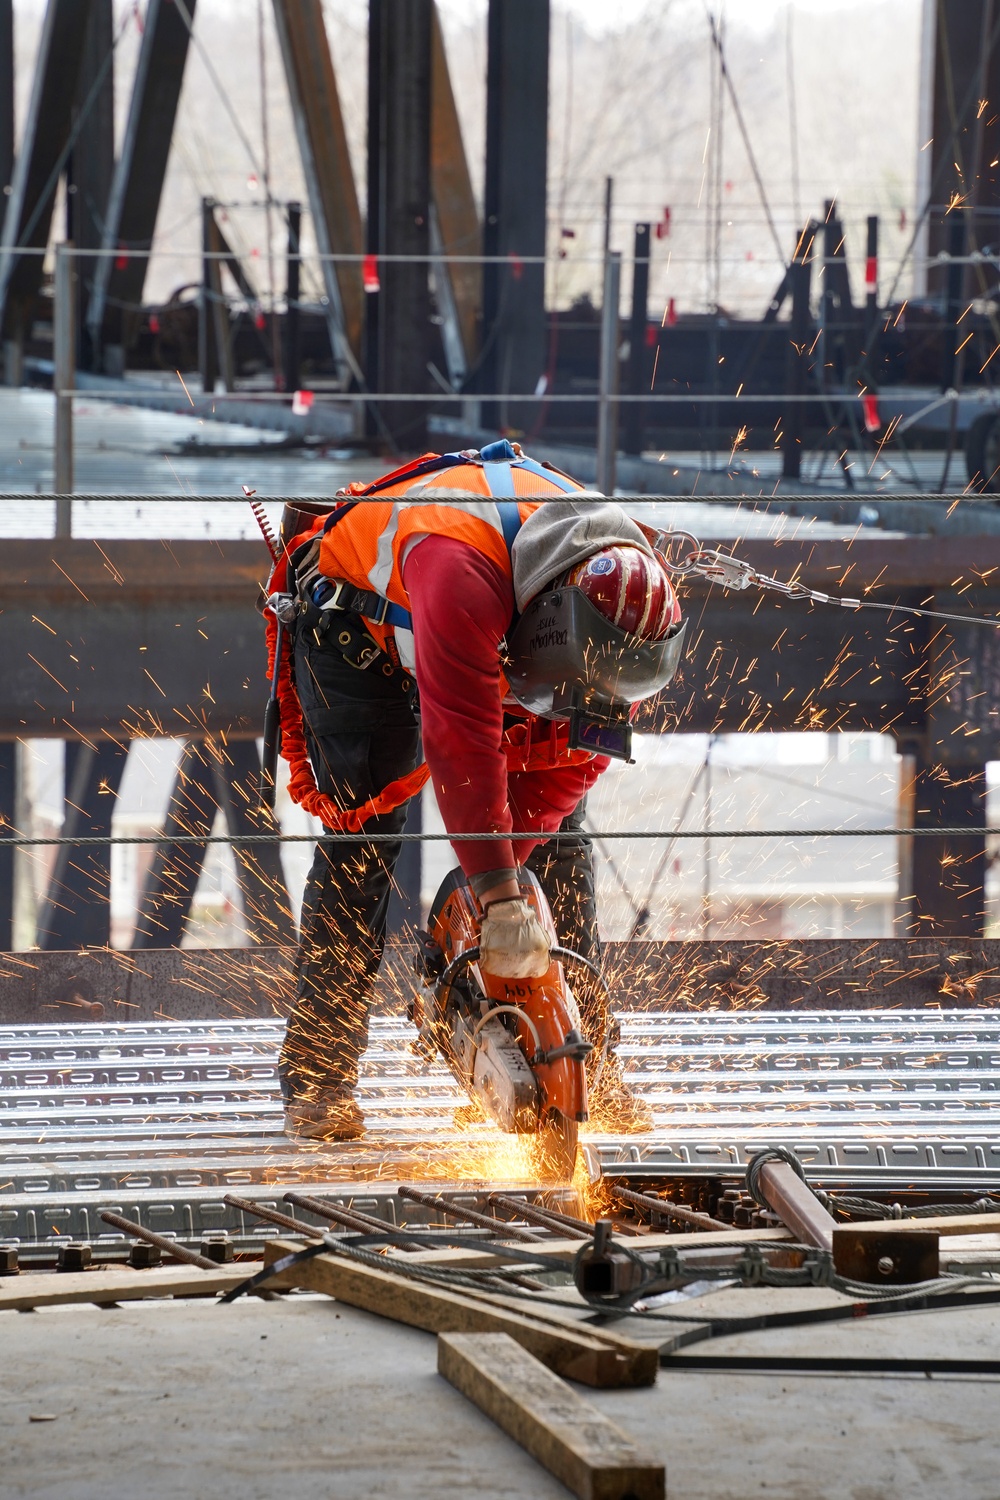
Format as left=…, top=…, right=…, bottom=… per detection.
left=412, top=868, right=593, bottom=1180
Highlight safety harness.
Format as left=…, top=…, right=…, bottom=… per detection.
left=266, top=442, right=592, bottom=833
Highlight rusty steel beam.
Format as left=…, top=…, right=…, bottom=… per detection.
left=272, top=0, right=363, bottom=373
left=7, top=938, right=1000, bottom=1022
left=753, top=1158, right=836, bottom=1252
left=430, top=2, right=480, bottom=375
left=87, top=0, right=196, bottom=374
left=2, top=534, right=1000, bottom=747
left=0, top=0, right=94, bottom=351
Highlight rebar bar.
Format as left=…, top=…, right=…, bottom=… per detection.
left=612, top=1184, right=731, bottom=1232
left=397, top=1185, right=543, bottom=1243
left=223, top=1193, right=323, bottom=1240
left=99, top=1210, right=220, bottom=1269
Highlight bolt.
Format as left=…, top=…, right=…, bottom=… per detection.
left=877, top=1256, right=896, bottom=1276
left=198, top=1234, right=234, bottom=1264
left=57, top=1242, right=92, bottom=1273
left=128, top=1241, right=162, bottom=1270
left=0, top=1246, right=19, bottom=1276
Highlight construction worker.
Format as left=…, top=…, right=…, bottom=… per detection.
left=263, top=442, right=684, bottom=1141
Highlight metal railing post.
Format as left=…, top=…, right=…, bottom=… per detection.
left=596, top=249, right=621, bottom=496
left=53, top=240, right=75, bottom=528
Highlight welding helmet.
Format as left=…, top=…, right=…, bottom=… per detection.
left=504, top=545, right=686, bottom=762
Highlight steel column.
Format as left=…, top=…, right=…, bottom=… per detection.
left=0, top=0, right=13, bottom=208
left=35, top=741, right=128, bottom=950
left=0, top=741, right=14, bottom=950
left=132, top=741, right=219, bottom=949
left=283, top=202, right=302, bottom=395
left=0, top=0, right=93, bottom=364
left=385, top=794, right=423, bottom=941
left=781, top=225, right=815, bottom=481
left=909, top=759, right=987, bottom=937
left=53, top=242, right=75, bottom=515
left=923, top=0, right=1000, bottom=285
left=133, top=739, right=292, bottom=950
left=198, top=199, right=233, bottom=394
left=271, top=0, right=363, bottom=380
left=208, top=740, right=294, bottom=948
left=368, top=0, right=433, bottom=449
left=429, top=2, right=480, bottom=378
left=86, top=0, right=196, bottom=375
left=596, top=252, right=621, bottom=495
left=622, top=224, right=650, bottom=458
left=68, top=0, right=114, bottom=369
left=481, top=0, right=550, bottom=429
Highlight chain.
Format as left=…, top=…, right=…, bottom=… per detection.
left=657, top=531, right=1000, bottom=630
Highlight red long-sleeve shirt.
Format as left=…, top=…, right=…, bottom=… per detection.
left=403, top=535, right=608, bottom=877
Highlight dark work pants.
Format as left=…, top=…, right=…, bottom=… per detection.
left=280, top=623, right=602, bottom=1105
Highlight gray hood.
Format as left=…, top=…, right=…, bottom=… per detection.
left=510, top=498, right=655, bottom=611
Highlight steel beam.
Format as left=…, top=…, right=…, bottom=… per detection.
left=367, top=0, right=433, bottom=448
left=8, top=941, right=1000, bottom=1020
left=481, top=0, right=549, bottom=428
left=272, top=0, right=363, bottom=378
left=35, top=740, right=128, bottom=950
left=68, top=0, right=114, bottom=368
left=86, top=0, right=196, bottom=375
left=3, top=534, right=1000, bottom=747
left=0, top=0, right=94, bottom=355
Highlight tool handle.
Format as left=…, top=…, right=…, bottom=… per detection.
left=259, top=620, right=283, bottom=812
left=259, top=696, right=281, bottom=812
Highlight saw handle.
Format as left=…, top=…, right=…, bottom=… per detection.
left=259, top=621, right=283, bottom=812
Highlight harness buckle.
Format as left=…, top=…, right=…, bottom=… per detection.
left=316, top=579, right=350, bottom=612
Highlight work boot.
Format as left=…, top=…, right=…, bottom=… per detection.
left=587, top=1052, right=654, bottom=1134
left=283, top=1094, right=366, bottom=1142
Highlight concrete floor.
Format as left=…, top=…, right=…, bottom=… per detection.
left=2, top=1287, right=999, bottom=1500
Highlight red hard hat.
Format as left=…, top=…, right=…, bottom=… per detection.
left=563, top=546, right=680, bottom=640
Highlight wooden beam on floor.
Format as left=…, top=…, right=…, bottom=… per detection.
left=438, top=1332, right=665, bottom=1500
left=262, top=1237, right=657, bottom=1388
left=0, top=1262, right=263, bottom=1313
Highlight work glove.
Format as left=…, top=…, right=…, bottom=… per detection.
left=480, top=898, right=550, bottom=979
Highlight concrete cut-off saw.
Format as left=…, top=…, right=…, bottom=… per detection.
left=411, top=867, right=606, bottom=1181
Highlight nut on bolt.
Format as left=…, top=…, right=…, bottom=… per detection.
left=199, top=1234, right=234, bottom=1264
left=0, top=1245, right=19, bottom=1276
left=57, top=1242, right=92, bottom=1273
left=128, top=1241, right=162, bottom=1269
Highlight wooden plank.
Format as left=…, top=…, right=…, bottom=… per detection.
left=263, top=1239, right=657, bottom=1388
left=438, top=1333, right=665, bottom=1500
left=839, top=1212, right=1000, bottom=1238
left=0, top=1262, right=262, bottom=1313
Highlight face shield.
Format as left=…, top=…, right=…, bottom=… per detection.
left=504, top=586, right=687, bottom=762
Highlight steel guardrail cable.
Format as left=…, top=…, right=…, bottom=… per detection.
left=1, top=826, right=998, bottom=848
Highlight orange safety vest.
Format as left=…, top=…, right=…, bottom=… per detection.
left=269, top=447, right=596, bottom=831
